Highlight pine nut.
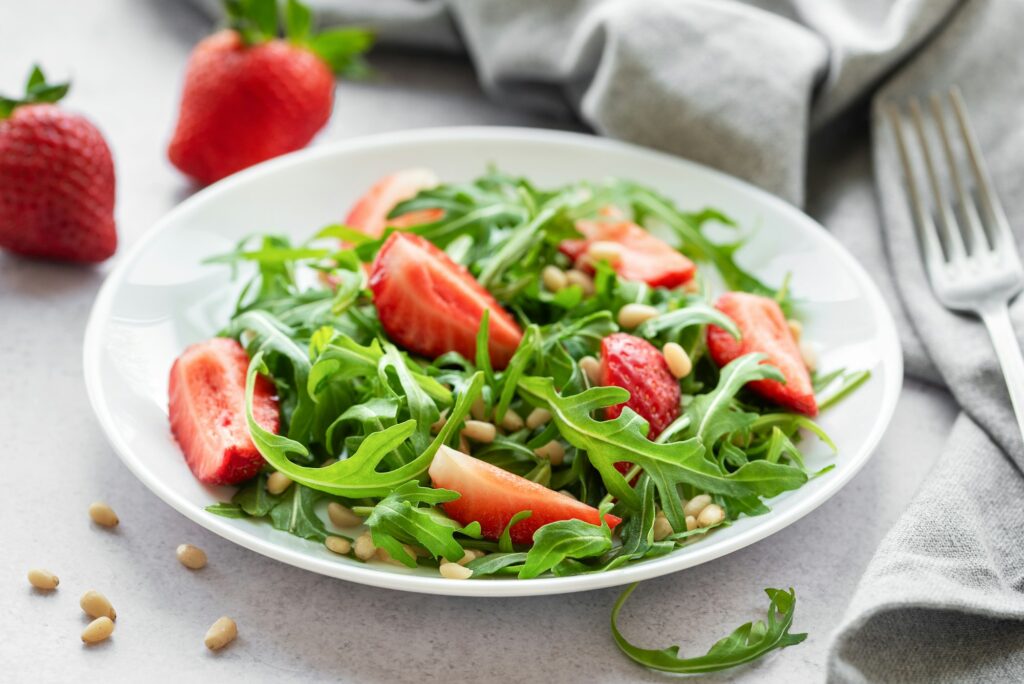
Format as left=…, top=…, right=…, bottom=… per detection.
left=27, top=568, right=59, bottom=590
left=617, top=303, right=659, bottom=329
left=542, top=265, right=568, bottom=292
left=683, top=494, right=712, bottom=517
left=586, top=241, right=623, bottom=266
left=558, top=489, right=577, bottom=500
left=456, top=549, right=476, bottom=566
left=176, top=544, right=208, bottom=570
left=697, top=504, right=725, bottom=528
left=354, top=532, right=376, bottom=561
left=471, top=396, right=488, bottom=421
left=653, top=512, right=674, bottom=541
left=459, top=435, right=471, bottom=454
left=662, top=342, right=692, bottom=379
left=327, top=502, right=363, bottom=528
left=800, top=340, right=818, bottom=371
left=81, top=616, right=114, bottom=645
left=534, top=440, right=565, bottom=466
left=526, top=408, right=551, bottom=430
left=787, top=319, right=803, bottom=341
left=439, top=562, right=473, bottom=580
left=500, top=409, right=524, bottom=432
left=685, top=515, right=697, bottom=531
left=266, top=471, right=293, bottom=496
left=579, top=355, right=601, bottom=385
left=566, top=269, right=594, bottom=295
left=89, top=501, right=119, bottom=528
left=80, top=590, right=116, bottom=621
left=324, top=536, right=351, bottom=555
left=431, top=409, right=448, bottom=434
left=462, top=420, right=496, bottom=443
left=204, top=617, right=237, bottom=651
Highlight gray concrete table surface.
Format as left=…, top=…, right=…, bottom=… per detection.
left=0, top=1, right=958, bottom=681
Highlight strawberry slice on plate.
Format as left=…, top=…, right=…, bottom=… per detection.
left=345, top=168, right=442, bottom=237
left=560, top=219, right=696, bottom=288
left=369, top=232, right=523, bottom=368
left=600, top=332, right=681, bottom=440
left=168, top=338, right=280, bottom=485
left=429, top=445, right=621, bottom=544
left=706, top=292, right=817, bottom=416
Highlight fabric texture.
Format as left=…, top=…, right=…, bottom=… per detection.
left=191, top=0, right=1024, bottom=679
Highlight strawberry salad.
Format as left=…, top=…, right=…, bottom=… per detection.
left=168, top=168, right=868, bottom=580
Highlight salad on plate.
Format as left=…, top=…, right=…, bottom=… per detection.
left=167, top=167, right=868, bottom=582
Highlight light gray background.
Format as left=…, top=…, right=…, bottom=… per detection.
left=0, top=1, right=956, bottom=681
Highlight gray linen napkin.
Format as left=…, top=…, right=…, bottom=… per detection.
left=191, top=0, right=1024, bottom=678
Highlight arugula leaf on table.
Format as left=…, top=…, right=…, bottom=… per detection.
left=610, top=585, right=806, bottom=674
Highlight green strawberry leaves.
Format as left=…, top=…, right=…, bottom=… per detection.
left=223, top=0, right=374, bottom=76
left=0, top=65, right=70, bottom=119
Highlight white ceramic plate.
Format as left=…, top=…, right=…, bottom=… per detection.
left=83, top=127, right=902, bottom=597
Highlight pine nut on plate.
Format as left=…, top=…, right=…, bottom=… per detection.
left=662, top=342, right=692, bottom=379
left=327, top=502, right=363, bottom=528
left=683, top=494, right=712, bottom=517
left=266, top=471, right=293, bottom=495
left=579, top=355, right=601, bottom=384
left=542, top=265, right=568, bottom=292
left=204, top=617, right=238, bottom=651
left=526, top=408, right=551, bottom=429
left=461, top=420, right=496, bottom=443
left=439, top=562, right=473, bottom=580
left=617, top=303, right=659, bottom=329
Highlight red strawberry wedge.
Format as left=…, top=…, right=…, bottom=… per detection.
left=429, top=445, right=620, bottom=544
left=369, top=232, right=523, bottom=368
left=168, top=338, right=280, bottom=486
left=706, top=292, right=817, bottom=416
left=560, top=220, right=696, bottom=288
left=600, top=333, right=681, bottom=439
left=345, top=168, right=443, bottom=237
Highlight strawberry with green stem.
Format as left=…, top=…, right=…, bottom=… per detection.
left=168, top=0, right=373, bottom=185
left=0, top=65, right=117, bottom=262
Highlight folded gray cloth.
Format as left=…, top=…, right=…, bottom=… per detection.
left=192, top=0, right=1024, bottom=679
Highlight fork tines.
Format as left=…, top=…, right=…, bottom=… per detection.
left=885, top=87, right=1015, bottom=268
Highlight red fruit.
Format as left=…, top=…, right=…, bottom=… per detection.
left=560, top=220, right=695, bottom=288
left=168, top=338, right=280, bottom=485
left=168, top=30, right=335, bottom=185
left=600, top=333, right=681, bottom=439
left=706, top=292, right=817, bottom=416
left=369, top=232, right=523, bottom=368
left=0, top=68, right=116, bottom=262
left=429, top=445, right=620, bottom=544
left=345, top=168, right=442, bottom=237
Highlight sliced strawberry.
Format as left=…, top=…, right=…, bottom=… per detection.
left=429, top=445, right=620, bottom=544
left=560, top=220, right=696, bottom=288
left=345, top=168, right=441, bottom=238
left=706, top=292, right=817, bottom=416
left=601, top=333, right=681, bottom=439
left=168, top=338, right=280, bottom=485
left=369, top=232, right=523, bottom=368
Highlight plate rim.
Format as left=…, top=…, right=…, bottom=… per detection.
left=83, top=125, right=904, bottom=597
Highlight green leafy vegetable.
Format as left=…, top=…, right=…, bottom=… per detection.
left=611, top=584, right=807, bottom=673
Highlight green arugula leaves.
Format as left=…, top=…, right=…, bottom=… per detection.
left=611, top=584, right=807, bottom=674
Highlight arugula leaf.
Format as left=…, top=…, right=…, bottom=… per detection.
left=611, top=585, right=806, bottom=674
left=233, top=473, right=281, bottom=516
left=365, top=481, right=465, bottom=566
left=465, top=552, right=528, bottom=577
left=684, top=353, right=784, bottom=448
left=519, top=517, right=612, bottom=579
left=268, top=484, right=328, bottom=542
left=205, top=503, right=247, bottom=518
left=498, top=511, right=533, bottom=553
left=246, top=352, right=484, bottom=497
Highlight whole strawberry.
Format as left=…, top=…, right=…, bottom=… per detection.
left=168, top=0, right=373, bottom=185
left=0, top=66, right=116, bottom=262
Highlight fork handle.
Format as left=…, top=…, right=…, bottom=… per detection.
left=980, top=303, right=1024, bottom=444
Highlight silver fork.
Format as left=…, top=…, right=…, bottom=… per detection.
left=887, top=87, right=1024, bottom=440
